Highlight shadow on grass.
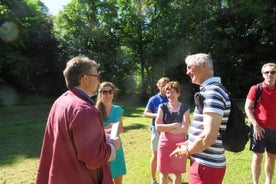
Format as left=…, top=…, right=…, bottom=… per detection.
left=0, top=99, right=147, bottom=166
left=119, top=104, right=145, bottom=118
left=0, top=120, right=45, bottom=166
left=115, top=94, right=146, bottom=118
left=124, top=123, right=146, bottom=132
left=0, top=104, right=50, bottom=166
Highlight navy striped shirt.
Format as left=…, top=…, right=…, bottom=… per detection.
left=188, top=77, right=231, bottom=168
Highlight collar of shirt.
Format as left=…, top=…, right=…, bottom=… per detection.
left=71, top=88, right=95, bottom=105
left=200, top=77, right=221, bottom=91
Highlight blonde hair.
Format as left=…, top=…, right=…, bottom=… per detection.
left=156, top=77, right=170, bottom=88
left=261, top=63, right=276, bottom=73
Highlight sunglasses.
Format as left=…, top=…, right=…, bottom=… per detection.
left=263, top=71, right=276, bottom=75
left=100, top=90, right=114, bottom=95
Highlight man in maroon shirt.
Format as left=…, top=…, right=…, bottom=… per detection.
left=36, top=56, right=120, bottom=184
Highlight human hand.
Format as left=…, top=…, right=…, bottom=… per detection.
left=172, top=122, right=182, bottom=128
left=104, top=124, right=113, bottom=133
left=110, top=137, right=120, bottom=150
left=105, top=132, right=110, bottom=142
left=175, top=141, right=188, bottom=147
left=170, top=145, right=189, bottom=158
left=253, top=124, right=265, bottom=140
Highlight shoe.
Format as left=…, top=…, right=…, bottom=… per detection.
left=151, top=180, right=157, bottom=184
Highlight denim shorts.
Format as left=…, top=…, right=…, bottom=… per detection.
left=250, top=127, right=276, bottom=154
left=151, top=129, right=160, bottom=151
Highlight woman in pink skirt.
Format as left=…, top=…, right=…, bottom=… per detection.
left=155, top=81, right=190, bottom=184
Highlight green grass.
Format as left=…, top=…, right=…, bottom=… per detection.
left=0, top=100, right=273, bottom=184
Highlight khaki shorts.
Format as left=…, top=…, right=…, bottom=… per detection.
left=151, top=129, right=160, bottom=151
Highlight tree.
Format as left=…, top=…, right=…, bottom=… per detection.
left=2, top=0, right=275, bottom=101
left=0, top=0, right=62, bottom=97
left=54, top=0, right=139, bottom=95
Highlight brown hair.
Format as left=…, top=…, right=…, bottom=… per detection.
left=96, top=82, right=116, bottom=122
left=165, top=81, right=181, bottom=94
left=63, top=56, right=98, bottom=89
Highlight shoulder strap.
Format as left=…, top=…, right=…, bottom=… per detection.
left=160, top=103, right=169, bottom=113
left=254, top=83, right=262, bottom=108
left=179, top=103, right=189, bottom=114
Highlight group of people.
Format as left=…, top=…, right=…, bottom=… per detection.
left=35, top=53, right=275, bottom=184
left=144, top=79, right=190, bottom=184
left=144, top=54, right=276, bottom=184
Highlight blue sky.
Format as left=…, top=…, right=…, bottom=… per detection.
left=41, top=0, right=71, bottom=15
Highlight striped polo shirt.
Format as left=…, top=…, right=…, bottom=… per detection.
left=188, top=77, right=231, bottom=168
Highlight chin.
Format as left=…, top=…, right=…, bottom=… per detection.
left=191, top=79, right=197, bottom=84
left=90, top=91, right=97, bottom=97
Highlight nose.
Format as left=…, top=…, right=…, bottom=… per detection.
left=186, top=69, right=190, bottom=75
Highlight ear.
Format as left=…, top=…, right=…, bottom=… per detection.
left=202, top=62, right=208, bottom=69
left=80, top=75, right=89, bottom=85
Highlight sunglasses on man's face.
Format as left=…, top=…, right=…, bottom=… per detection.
left=101, top=90, right=114, bottom=95
left=263, top=71, right=276, bottom=75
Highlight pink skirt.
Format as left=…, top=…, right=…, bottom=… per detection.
left=157, top=132, right=186, bottom=174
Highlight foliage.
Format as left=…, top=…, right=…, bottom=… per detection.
left=54, top=0, right=276, bottom=97
left=1, top=0, right=276, bottom=100
left=0, top=0, right=63, bottom=97
left=53, top=0, right=139, bottom=94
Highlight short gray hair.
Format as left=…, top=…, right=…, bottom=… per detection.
left=63, top=56, right=98, bottom=89
left=185, top=53, right=214, bottom=72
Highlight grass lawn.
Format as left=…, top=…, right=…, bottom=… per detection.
left=0, top=99, right=272, bottom=184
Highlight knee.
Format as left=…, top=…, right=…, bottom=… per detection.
left=266, top=152, right=276, bottom=161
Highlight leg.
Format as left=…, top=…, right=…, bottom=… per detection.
left=151, top=150, right=158, bottom=182
left=173, top=173, right=182, bottom=184
left=160, top=172, right=168, bottom=184
left=113, top=176, right=123, bottom=184
left=251, top=152, right=263, bottom=184
left=151, top=129, right=160, bottom=183
left=189, top=161, right=225, bottom=184
left=264, top=152, right=276, bottom=184
left=189, top=161, right=203, bottom=184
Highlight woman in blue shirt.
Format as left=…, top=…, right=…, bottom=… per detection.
left=96, top=82, right=127, bottom=184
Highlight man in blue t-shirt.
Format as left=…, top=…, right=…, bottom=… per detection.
left=144, top=77, right=170, bottom=184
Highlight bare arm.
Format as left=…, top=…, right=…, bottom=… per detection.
left=143, top=108, right=157, bottom=119
left=168, top=109, right=190, bottom=134
left=170, top=112, right=222, bottom=157
left=118, top=117, right=124, bottom=134
left=244, top=98, right=264, bottom=140
left=155, top=107, right=180, bottom=132
left=187, top=112, right=222, bottom=154
left=244, top=98, right=257, bottom=126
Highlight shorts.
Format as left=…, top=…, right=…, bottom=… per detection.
left=151, top=129, right=160, bottom=151
left=189, top=161, right=226, bottom=184
left=250, top=127, right=276, bottom=154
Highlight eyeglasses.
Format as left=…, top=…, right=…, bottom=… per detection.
left=100, top=90, right=114, bottom=95
left=86, top=74, right=99, bottom=79
left=263, top=71, right=276, bottom=75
